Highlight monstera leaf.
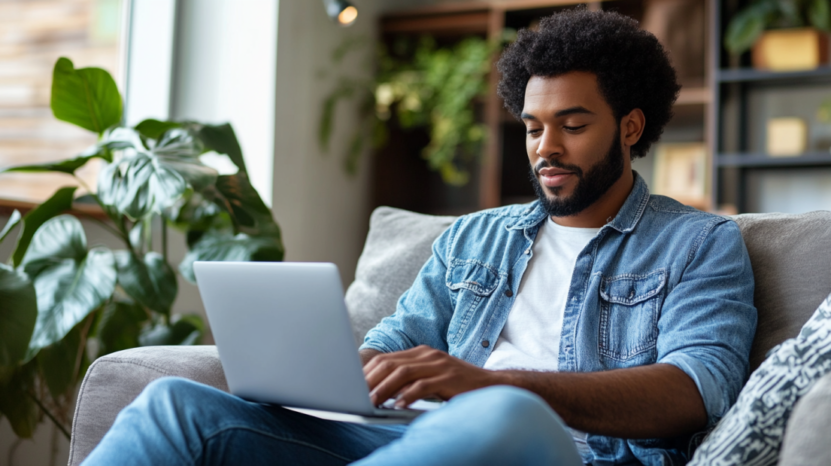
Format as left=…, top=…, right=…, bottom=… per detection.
left=139, top=314, right=204, bottom=346
left=36, top=325, right=84, bottom=400
left=50, top=57, right=122, bottom=135
left=0, top=210, right=21, bottom=245
left=188, top=122, right=248, bottom=172
left=97, top=128, right=217, bottom=220
left=95, top=300, right=148, bottom=357
left=135, top=119, right=181, bottom=141
left=0, top=265, right=37, bottom=367
left=22, top=216, right=116, bottom=360
left=178, top=231, right=284, bottom=283
left=114, top=250, right=177, bottom=315
left=0, top=144, right=112, bottom=176
left=0, top=362, right=39, bottom=438
left=9, top=187, right=77, bottom=268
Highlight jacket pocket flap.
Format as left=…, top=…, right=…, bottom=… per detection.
left=600, top=270, right=666, bottom=305
left=447, top=259, right=500, bottom=296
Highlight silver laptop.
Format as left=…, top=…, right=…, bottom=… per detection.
left=194, top=261, right=438, bottom=424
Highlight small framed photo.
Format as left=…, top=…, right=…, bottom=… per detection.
left=652, top=142, right=708, bottom=208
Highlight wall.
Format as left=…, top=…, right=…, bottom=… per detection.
left=270, top=0, right=384, bottom=286
left=0, top=1, right=392, bottom=464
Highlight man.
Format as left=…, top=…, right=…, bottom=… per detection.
left=83, top=9, right=756, bottom=466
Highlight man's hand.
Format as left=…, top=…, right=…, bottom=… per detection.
left=363, top=345, right=502, bottom=407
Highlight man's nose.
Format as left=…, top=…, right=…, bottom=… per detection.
left=536, top=128, right=564, bottom=160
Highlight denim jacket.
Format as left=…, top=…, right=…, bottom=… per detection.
left=361, top=173, right=757, bottom=465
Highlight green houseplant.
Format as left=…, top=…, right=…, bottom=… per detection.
left=0, top=57, right=283, bottom=439
left=319, top=35, right=505, bottom=186
left=725, top=0, right=830, bottom=56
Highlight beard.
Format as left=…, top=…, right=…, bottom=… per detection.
left=529, top=129, right=625, bottom=218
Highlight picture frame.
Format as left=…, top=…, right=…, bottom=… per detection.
left=652, top=142, right=708, bottom=208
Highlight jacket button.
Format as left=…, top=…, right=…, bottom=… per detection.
left=505, top=289, right=513, bottom=297
left=482, top=340, right=490, bottom=348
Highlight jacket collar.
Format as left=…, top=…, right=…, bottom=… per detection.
left=506, top=171, right=650, bottom=234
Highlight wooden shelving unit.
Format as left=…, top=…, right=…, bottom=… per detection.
left=710, top=0, right=831, bottom=213
left=374, top=0, right=713, bottom=215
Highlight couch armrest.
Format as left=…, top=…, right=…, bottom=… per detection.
left=68, top=346, right=227, bottom=466
left=780, top=371, right=831, bottom=465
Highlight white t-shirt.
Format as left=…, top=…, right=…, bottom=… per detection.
left=482, top=216, right=599, bottom=457
left=483, top=216, right=599, bottom=372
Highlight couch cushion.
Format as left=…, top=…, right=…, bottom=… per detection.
left=733, top=211, right=831, bottom=371
left=689, top=292, right=831, bottom=465
left=68, top=346, right=227, bottom=466
left=344, top=207, right=456, bottom=344
left=780, top=371, right=831, bottom=465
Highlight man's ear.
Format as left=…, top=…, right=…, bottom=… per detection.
left=620, top=108, right=645, bottom=148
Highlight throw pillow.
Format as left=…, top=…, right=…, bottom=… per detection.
left=344, top=207, right=456, bottom=345
left=689, top=291, right=831, bottom=465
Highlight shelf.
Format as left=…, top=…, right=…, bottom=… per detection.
left=716, top=152, right=831, bottom=167
left=717, top=66, right=831, bottom=84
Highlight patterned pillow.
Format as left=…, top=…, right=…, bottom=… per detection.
left=689, top=292, right=831, bottom=465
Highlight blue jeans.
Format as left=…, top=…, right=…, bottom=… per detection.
left=81, top=377, right=583, bottom=465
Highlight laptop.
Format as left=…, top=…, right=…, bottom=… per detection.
left=193, top=261, right=441, bottom=424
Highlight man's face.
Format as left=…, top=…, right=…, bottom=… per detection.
left=522, top=73, right=628, bottom=218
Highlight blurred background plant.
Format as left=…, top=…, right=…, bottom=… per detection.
left=318, top=33, right=512, bottom=186
left=724, top=0, right=830, bottom=55
left=0, top=57, right=283, bottom=440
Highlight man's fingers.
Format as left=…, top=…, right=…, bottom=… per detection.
left=368, top=361, right=444, bottom=406
left=395, top=377, right=446, bottom=407
left=362, top=345, right=436, bottom=375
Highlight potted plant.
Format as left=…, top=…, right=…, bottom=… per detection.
left=0, top=57, right=283, bottom=439
left=725, top=0, right=831, bottom=71
left=319, top=34, right=507, bottom=186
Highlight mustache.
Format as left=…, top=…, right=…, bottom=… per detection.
left=533, top=158, right=584, bottom=178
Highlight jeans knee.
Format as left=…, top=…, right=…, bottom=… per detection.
left=141, top=377, right=201, bottom=404
left=458, top=385, right=552, bottom=421
left=443, top=386, right=578, bottom=463
left=129, top=377, right=214, bottom=424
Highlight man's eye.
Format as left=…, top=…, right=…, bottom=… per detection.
left=564, top=125, right=587, bottom=132
left=526, top=128, right=542, bottom=135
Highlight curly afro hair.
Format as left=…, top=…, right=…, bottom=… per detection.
left=497, top=8, right=680, bottom=159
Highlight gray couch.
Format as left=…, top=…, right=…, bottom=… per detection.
left=68, top=208, right=831, bottom=466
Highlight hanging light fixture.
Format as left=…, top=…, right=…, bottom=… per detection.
left=322, top=0, right=358, bottom=27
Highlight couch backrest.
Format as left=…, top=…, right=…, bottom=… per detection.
left=345, top=207, right=456, bottom=344
left=345, top=207, right=831, bottom=373
left=733, top=211, right=831, bottom=371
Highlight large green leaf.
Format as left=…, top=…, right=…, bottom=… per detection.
left=95, top=300, right=148, bottom=357
left=139, top=314, right=203, bottom=346
left=98, top=152, right=187, bottom=220
left=50, top=57, right=122, bottom=135
left=97, top=129, right=217, bottom=220
left=135, top=119, right=181, bottom=141
left=178, top=231, right=284, bottom=283
left=0, top=362, right=39, bottom=438
left=114, top=250, right=177, bottom=315
left=0, top=141, right=113, bottom=176
left=0, top=264, right=37, bottom=366
left=189, top=123, right=248, bottom=172
left=211, top=173, right=272, bottom=229
left=152, top=129, right=216, bottom=191
left=37, top=324, right=83, bottom=400
left=22, top=216, right=116, bottom=359
left=10, top=187, right=77, bottom=268
left=0, top=209, right=21, bottom=245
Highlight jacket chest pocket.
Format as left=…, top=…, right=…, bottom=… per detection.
left=446, top=259, right=500, bottom=345
left=598, top=270, right=666, bottom=366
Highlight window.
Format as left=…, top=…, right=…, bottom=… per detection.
left=0, top=0, right=126, bottom=204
